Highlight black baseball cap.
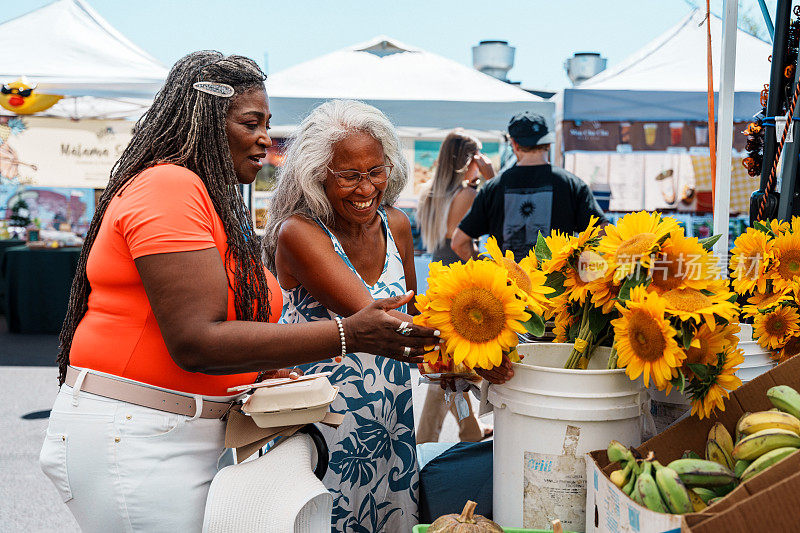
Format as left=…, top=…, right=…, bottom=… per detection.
left=508, top=111, right=554, bottom=146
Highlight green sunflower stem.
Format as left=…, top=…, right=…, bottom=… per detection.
left=606, top=340, right=619, bottom=370
left=566, top=319, right=594, bottom=369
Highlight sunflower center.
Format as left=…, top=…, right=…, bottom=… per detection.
left=778, top=250, right=800, bottom=280
left=617, top=233, right=657, bottom=261
left=626, top=309, right=667, bottom=362
left=766, top=315, right=788, bottom=336
left=650, top=251, right=684, bottom=291
left=450, top=287, right=507, bottom=343
left=503, top=258, right=532, bottom=295
left=661, top=288, right=711, bottom=312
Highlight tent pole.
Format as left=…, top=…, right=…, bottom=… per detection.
left=757, top=0, right=775, bottom=42
left=713, top=0, right=738, bottom=263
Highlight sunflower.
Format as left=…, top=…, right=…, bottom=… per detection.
left=753, top=305, right=800, bottom=350
left=649, top=232, right=718, bottom=294
left=770, top=231, right=800, bottom=293
left=484, top=237, right=551, bottom=315
left=730, top=228, right=773, bottom=294
left=424, top=259, right=530, bottom=370
left=660, top=284, right=738, bottom=330
left=552, top=301, right=579, bottom=343
left=542, top=230, right=575, bottom=274
left=572, top=215, right=602, bottom=251
left=776, top=334, right=800, bottom=363
left=598, top=211, right=681, bottom=282
left=689, top=348, right=744, bottom=419
left=585, top=267, right=621, bottom=314
left=742, top=287, right=793, bottom=317
left=611, top=285, right=685, bottom=388
left=681, top=323, right=731, bottom=379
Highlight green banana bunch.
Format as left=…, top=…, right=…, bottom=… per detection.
left=666, top=458, right=737, bottom=487
left=740, top=447, right=799, bottom=481
left=635, top=461, right=670, bottom=514
left=708, top=422, right=734, bottom=456
left=767, top=385, right=800, bottom=420
left=736, top=410, right=800, bottom=437
left=731, top=428, right=800, bottom=461
left=682, top=449, right=701, bottom=460
left=652, top=461, right=693, bottom=514
left=706, top=439, right=735, bottom=470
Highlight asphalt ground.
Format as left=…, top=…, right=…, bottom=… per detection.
left=0, top=317, right=487, bottom=532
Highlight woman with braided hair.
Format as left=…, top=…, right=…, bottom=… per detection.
left=38, top=51, right=439, bottom=532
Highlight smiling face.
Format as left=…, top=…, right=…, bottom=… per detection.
left=325, top=131, right=388, bottom=227
left=225, top=88, right=271, bottom=184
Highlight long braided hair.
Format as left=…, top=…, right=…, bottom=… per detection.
left=56, top=51, right=272, bottom=384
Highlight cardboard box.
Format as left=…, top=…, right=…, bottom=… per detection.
left=681, top=468, right=800, bottom=532
left=586, top=355, right=800, bottom=532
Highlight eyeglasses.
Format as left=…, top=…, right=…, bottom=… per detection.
left=327, top=164, right=393, bottom=189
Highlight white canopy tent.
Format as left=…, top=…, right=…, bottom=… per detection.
left=267, top=36, right=553, bottom=134
left=559, top=9, right=771, bottom=122
left=0, top=0, right=167, bottom=119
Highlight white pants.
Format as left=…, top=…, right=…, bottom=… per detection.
left=39, top=385, right=226, bottom=532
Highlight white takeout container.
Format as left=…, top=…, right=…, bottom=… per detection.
left=241, top=376, right=339, bottom=428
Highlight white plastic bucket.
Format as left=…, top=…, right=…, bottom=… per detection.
left=735, top=324, right=775, bottom=382
left=646, top=324, right=775, bottom=436
left=487, top=343, right=644, bottom=531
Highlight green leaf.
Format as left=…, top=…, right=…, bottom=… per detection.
left=587, top=307, right=610, bottom=337
left=535, top=232, right=552, bottom=264
left=544, top=271, right=567, bottom=298
left=681, top=321, right=695, bottom=350
left=687, top=363, right=709, bottom=380
left=568, top=320, right=581, bottom=341
left=752, top=220, right=771, bottom=235
left=699, top=234, right=721, bottom=251
left=618, top=272, right=649, bottom=302
left=522, top=313, right=546, bottom=337
left=656, top=232, right=671, bottom=247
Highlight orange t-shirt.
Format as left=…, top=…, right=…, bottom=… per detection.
left=69, top=164, right=281, bottom=396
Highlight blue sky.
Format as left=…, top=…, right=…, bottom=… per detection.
left=5, top=0, right=774, bottom=91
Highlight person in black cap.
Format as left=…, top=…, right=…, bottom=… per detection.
left=451, top=111, right=607, bottom=262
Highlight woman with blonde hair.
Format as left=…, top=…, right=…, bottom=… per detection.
left=415, top=129, right=495, bottom=444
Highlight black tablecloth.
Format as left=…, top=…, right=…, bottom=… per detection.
left=1, top=245, right=81, bottom=334
left=0, top=240, right=24, bottom=314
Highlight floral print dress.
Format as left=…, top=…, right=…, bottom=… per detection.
left=280, top=208, right=419, bottom=532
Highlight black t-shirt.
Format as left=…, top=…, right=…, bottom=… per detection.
left=458, top=164, right=608, bottom=261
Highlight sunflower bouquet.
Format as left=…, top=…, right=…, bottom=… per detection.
left=730, top=218, right=800, bottom=363
left=533, top=211, right=743, bottom=418
left=533, top=216, right=617, bottom=369
left=599, top=211, right=742, bottom=419
left=413, top=248, right=552, bottom=375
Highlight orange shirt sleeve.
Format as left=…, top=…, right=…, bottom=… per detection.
left=114, top=165, right=217, bottom=259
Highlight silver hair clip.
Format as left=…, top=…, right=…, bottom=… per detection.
left=192, top=81, right=234, bottom=98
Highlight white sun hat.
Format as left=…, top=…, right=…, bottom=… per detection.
left=202, top=433, right=331, bottom=533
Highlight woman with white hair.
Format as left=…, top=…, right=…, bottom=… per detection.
left=264, top=100, right=420, bottom=532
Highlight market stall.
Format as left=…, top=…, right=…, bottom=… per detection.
left=0, top=0, right=165, bottom=332
left=554, top=9, right=771, bottom=244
